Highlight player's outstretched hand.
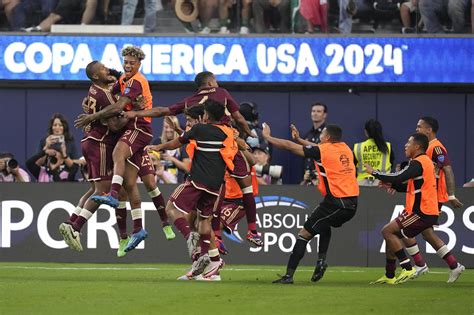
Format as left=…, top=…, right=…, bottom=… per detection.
left=448, top=197, right=464, bottom=209
left=133, top=95, right=145, bottom=110
left=75, top=114, right=94, bottom=128
left=262, top=122, right=271, bottom=138
left=145, top=145, right=162, bottom=152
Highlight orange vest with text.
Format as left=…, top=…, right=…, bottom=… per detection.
left=405, top=154, right=439, bottom=216
left=225, top=166, right=259, bottom=199
left=119, top=72, right=152, bottom=122
left=314, top=142, right=359, bottom=198
left=185, top=124, right=238, bottom=172
left=426, top=139, right=448, bottom=203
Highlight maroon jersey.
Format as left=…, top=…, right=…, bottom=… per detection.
left=168, top=87, right=239, bottom=125
left=83, top=84, right=118, bottom=145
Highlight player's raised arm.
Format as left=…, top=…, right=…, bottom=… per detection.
left=146, top=138, right=183, bottom=152
left=124, top=106, right=171, bottom=119
left=262, top=123, right=305, bottom=157
left=290, top=124, right=318, bottom=146
left=74, top=96, right=130, bottom=128
left=231, top=110, right=254, bottom=139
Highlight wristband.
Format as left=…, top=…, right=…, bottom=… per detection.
left=448, top=195, right=456, bottom=201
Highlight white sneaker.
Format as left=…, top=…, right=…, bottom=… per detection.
left=239, top=26, right=249, bottom=34
left=199, top=26, right=211, bottom=34
left=447, top=263, right=465, bottom=283
left=413, top=264, right=429, bottom=278
left=219, top=26, right=230, bottom=34
left=202, top=258, right=225, bottom=278
left=195, top=274, right=222, bottom=281
left=59, top=223, right=83, bottom=251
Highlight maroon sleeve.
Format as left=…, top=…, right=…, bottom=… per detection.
left=221, top=88, right=239, bottom=114
left=122, top=79, right=143, bottom=100
left=431, top=146, right=451, bottom=168
left=111, top=82, right=121, bottom=96
left=168, top=98, right=188, bottom=116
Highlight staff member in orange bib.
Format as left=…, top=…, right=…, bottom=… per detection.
left=368, top=133, right=464, bottom=285
left=262, top=123, right=359, bottom=284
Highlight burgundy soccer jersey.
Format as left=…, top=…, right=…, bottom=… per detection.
left=168, top=87, right=239, bottom=124
left=430, top=145, right=451, bottom=168
left=84, top=84, right=118, bottom=145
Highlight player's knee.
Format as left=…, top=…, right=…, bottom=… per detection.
left=298, top=228, right=313, bottom=240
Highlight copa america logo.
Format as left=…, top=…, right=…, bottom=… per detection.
left=225, top=196, right=314, bottom=253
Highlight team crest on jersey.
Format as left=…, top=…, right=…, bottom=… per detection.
left=437, top=155, right=445, bottom=162
left=124, top=87, right=130, bottom=94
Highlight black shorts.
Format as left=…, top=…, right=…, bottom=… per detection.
left=304, top=196, right=357, bottom=236
left=53, top=0, right=85, bottom=23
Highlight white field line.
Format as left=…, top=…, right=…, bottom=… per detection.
left=0, top=265, right=448, bottom=274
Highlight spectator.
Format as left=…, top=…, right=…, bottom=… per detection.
left=23, top=0, right=98, bottom=32
left=148, top=150, right=177, bottom=184
left=240, top=0, right=253, bottom=33
left=353, top=119, right=394, bottom=186
left=300, top=0, right=328, bottom=33
left=151, top=116, right=188, bottom=183
left=121, top=0, right=158, bottom=33
left=253, top=0, right=291, bottom=33
left=0, top=152, right=30, bottom=182
left=299, top=102, right=327, bottom=176
left=338, top=0, right=357, bottom=33
left=400, top=0, right=423, bottom=33
left=253, top=146, right=283, bottom=185
left=419, top=0, right=470, bottom=33
left=26, top=113, right=79, bottom=182
left=9, top=0, right=56, bottom=30
left=1, top=0, right=20, bottom=29
left=239, top=101, right=269, bottom=153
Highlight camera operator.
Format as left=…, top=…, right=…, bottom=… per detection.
left=0, top=152, right=30, bottom=182
left=239, top=102, right=270, bottom=154
left=252, top=146, right=283, bottom=185
left=300, top=167, right=318, bottom=186
left=26, top=113, right=79, bottom=182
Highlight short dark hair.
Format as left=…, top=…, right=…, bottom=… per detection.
left=194, top=71, right=214, bottom=88
left=325, top=124, right=342, bottom=141
left=86, top=61, right=99, bottom=81
left=0, top=152, right=13, bottom=159
left=185, top=105, right=204, bottom=119
left=203, top=100, right=225, bottom=122
left=312, top=102, right=327, bottom=113
left=420, top=116, right=439, bottom=133
left=411, top=133, right=429, bottom=152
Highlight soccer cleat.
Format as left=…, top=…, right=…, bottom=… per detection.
left=191, top=254, right=211, bottom=277
left=447, top=263, right=465, bottom=283
left=124, top=228, right=148, bottom=252
left=246, top=230, right=263, bottom=247
left=195, top=274, right=222, bottom=281
left=187, top=232, right=200, bottom=258
left=370, top=275, right=397, bottom=285
left=394, top=268, right=417, bottom=284
left=59, top=223, right=83, bottom=252
left=117, top=237, right=130, bottom=257
left=202, top=258, right=225, bottom=278
left=91, top=193, right=119, bottom=208
left=311, top=259, right=328, bottom=282
left=216, top=237, right=229, bottom=255
left=162, top=225, right=176, bottom=240
left=272, top=274, right=294, bottom=284
left=413, top=264, right=429, bottom=278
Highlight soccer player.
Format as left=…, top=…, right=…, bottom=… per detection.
left=59, top=61, right=132, bottom=252
left=368, top=133, right=448, bottom=285
left=125, top=71, right=264, bottom=247
left=146, top=100, right=238, bottom=278
left=401, top=117, right=464, bottom=282
left=74, top=46, right=173, bottom=250
left=262, top=123, right=359, bottom=284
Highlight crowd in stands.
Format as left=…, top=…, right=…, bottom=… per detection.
left=0, top=0, right=472, bottom=33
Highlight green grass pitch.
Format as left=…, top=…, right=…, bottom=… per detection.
left=0, top=262, right=472, bottom=314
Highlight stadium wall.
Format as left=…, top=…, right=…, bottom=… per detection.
left=0, top=184, right=473, bottom=268
left=0, top=88, right=472, bottom=185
